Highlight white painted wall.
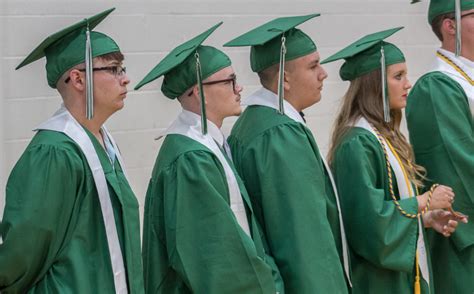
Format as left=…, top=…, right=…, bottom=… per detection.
left=0, top=0, right=438, bottom=221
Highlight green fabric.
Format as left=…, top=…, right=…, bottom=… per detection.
left=339, top=42, right=404, bottom=81
left=406, top=71, right=474, bottom=293
left=0, top=130, right=144, bottom=293
left=223, top=14, right=319, bottom=73
left=134, top=22, right=229, bottom=93
left=161, top=46, right=231, bottom=99
left=228, top=105, right=348, bottom=294
left=321, top=27, right=405, bottom=81
left=332, top=127, right=433, bottom=294
left=142, top=134, right=283, bottom=294
left=15, top=8, right=120, bottom=89
left=250, top=29, right=316, bottom=73
left=428, top=0, right=474, bottom=24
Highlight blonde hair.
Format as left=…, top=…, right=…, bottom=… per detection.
left=328, top=69, right=426, bottom=188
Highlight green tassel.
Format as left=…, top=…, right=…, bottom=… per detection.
left=195, top=52, right=207, bottom=135
left=277, top=35, right=286, bottom=114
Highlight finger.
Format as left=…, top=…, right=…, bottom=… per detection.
left=442, top=225, right=452, bottom=237
left=445, top=190, right=455, bottom=198
left=440, top=185, right=453, bottom=192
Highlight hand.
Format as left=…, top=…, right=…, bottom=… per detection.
left=429, top=185, right=455, bottom=210
left=423, top=209, right=468, bottom=237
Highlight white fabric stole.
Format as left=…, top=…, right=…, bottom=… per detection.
left=431, top=49, right=474, bottom=116
left=245, top=87, right=352, bottom=286
left=35, top=106, right=128, bottom=294
left=354, top=117, right=429, bottom=286
left=159, top=110, right=251, bottom=236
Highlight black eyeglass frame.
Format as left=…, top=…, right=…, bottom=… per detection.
left=187, top=74, right=238, bottom=97
left=64, top=66, right=127, bottom=83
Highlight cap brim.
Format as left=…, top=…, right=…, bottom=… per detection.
left=223, top=13, right=320, bottom=47
left=321, top=26, right=403, bottom=64
left=134, top=22, right=223, bottom=90
left=16, top=8, right=115, bottom=70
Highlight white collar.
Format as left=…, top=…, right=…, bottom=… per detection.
left=174, top=110, right=225, bottom=146
left=438, top=48, right=474, bottom=76
left=244, top=87, right=305, bottom=124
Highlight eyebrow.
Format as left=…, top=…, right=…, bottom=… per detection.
left=228, top=73, right=236, bottom=78
left=309, top=59, right=320, bottom=66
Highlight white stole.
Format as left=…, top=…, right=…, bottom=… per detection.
left=431, top=48, right=474, bottom=116
left=354, top=117, right=429, bottom=286
left=159, top=110, right=251, bottom=236
left=245, top=87, right=352, bottom=286
left=35, top=106, right=128, bottom=294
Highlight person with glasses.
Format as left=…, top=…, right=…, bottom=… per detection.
left=0, top=8, right=144, bottom=293
left=224, top=15, right=351, bottom=293
left=406, top=1, right=474, bottom=293
left=134, top=23, right=283, bottom=294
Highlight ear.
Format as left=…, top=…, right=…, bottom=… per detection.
left=68, top=69, right=86, bottom=91
left=283, top=69, right=291, bottom=92
left=442, top=18, right=456, bottom=37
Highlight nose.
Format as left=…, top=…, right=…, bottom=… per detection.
left=405, top=78, right=412, bottom=90
left=121, top=74, right=130, bottom=86
left=319, top=66, right=328, bottom=81
left=236, top=83, right=243, bottom=94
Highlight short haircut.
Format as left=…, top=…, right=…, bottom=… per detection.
left=431, top=12, right=455, bottom=41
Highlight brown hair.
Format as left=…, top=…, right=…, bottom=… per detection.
left=97, top=51, right=124, bottom=62
left=431, top=12, right=455, bottom=42
left=328, top=69, right=426, bottom=188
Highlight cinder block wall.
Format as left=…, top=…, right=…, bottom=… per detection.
left=0, top=0, right=438, bottom=221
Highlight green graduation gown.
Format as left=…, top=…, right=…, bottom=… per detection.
left=332, top=126, right=433, bottom=294
left=0, top=128, right=144, bottom=293
left=142, top=111, right=282, bottom=294
left=228, top=88, right=349, bottom=294
left=406, top=50, right=474, bottom=294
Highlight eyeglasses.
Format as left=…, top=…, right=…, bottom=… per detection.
left=64, top=65, right=127, bottom=83
left=187, top=74, right=238, bottom=96
left=448, top=11, right=474, bottom=20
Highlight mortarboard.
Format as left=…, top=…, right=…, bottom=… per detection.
left=224, top=14, right=320, bottom=114
left=16, top=8, right=120, bottom=119
left=322, top=27, right=405, bottom=123
left=134, top=22, right=231, bottom=135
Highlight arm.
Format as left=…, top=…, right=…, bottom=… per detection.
left=332, top=132, right=419, bottom=272
left=240, top=124, right=347, bottom=293
left=144, top=151, right=276, bottom=294
left=0, top=143, right=82, bottom=292
left=406, top=73, right=474, bottom=249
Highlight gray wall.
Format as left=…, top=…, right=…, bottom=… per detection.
left=0, top=0, right=438, bottom=221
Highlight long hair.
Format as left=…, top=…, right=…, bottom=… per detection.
left=327, top=69, right=426, bottom=188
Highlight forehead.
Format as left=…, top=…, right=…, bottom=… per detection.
left=206, top=66, right=234, bottom=80
left=292, top=51, right=320, bottom=65
left=387, top=62, right=407, bottom=73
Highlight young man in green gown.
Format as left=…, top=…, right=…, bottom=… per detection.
left=407, top=1, right=474, bottom=293
left=224, top=15, right=350, bottom=294
left=0, top=8, right=144, bottom=294
left=135, top=23, right=283, bottom=294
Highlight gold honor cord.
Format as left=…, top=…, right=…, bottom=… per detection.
left=195, top=52, right=207, bottom=135
left=385, top=136, right=423, bottom=294
left=277, top=35, right=286, bottom=114
left=437, top=51, right=474, bottom=86
left=371, top=124, right=433, bottom=294
left=371, top=125, right=434, bottom=218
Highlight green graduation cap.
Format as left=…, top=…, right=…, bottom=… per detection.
left=224, top=14, right=320, bottom=114
left=16, top=8, right=120, bottom=119
left=134, top=22, right=231, bottom=135
left=322, top=27, right=405, bottom=123
left=413, top=0, right=474, bottom=57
